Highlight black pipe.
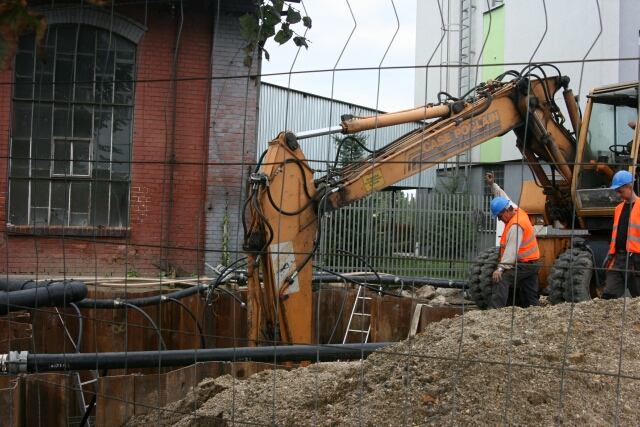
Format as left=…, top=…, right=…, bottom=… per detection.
left=311, top=273, right=468, bottom=289
left=0, top=280, right=88, bottom=315
left=73, top=282, right=210, bottom=309
left=22, top=343, right=391, bottom=373
left=0, top=279, right=38, bottom=292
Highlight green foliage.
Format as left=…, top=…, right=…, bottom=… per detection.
left=424, top=171, right=480, bottom=260
left=126, top=269, right=138, bottom=278
left=332, top=133, right=369, bottom=169
left=0, top=0, right=47, bottom=70
left=239, top=0, right=311, bottom=68
left=221, top=196, right=231, bottom=267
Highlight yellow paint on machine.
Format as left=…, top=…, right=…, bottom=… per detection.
left=363, top=169, right=385, bottom=192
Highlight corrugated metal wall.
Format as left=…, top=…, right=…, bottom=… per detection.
left=257, top=82, right=436, bottom=189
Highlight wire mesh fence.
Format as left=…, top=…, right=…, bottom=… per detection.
left=320, top=191, right=493, bottom=279
left=0, top=0, right=639, bottom=426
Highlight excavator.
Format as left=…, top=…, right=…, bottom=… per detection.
left=243, top=63, right=639, bottom=345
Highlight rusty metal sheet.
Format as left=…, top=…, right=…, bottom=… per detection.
left=418, top=305, right=464, bottom=331
left=370, top=295, right=413, bottom=343
left=169, top=294, right=203, bottom=350
left=312, top=288, right=357, bottom=345
left=25, top=373, right=76, bottom=427
left=0, top=376, right=23, bottom=427
left=204, top=290, right=247, bottom=348
left=96, top=374, right=135, bottom=427
left=0, top=313, right=32, bottom=352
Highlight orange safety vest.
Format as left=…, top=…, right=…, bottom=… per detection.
left=609, top=201, right=640, bottom=254
left=499, top=208, right=540, bottom=262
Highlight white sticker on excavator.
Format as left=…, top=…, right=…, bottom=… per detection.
left=270, top=241, right=300, bottom=295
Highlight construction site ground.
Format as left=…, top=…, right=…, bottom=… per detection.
left=126, top=298, right=640, bottom=427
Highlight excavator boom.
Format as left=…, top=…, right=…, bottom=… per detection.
left=244, top=66, right=584, bottom=345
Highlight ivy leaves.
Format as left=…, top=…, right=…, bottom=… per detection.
left=0, top=0, right=111, bottom=71
left=240, top=0, right=311, bottom=68
left=0, top=0, right=46, bottom=70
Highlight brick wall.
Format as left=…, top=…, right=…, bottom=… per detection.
left=0, top=3, right=256, bottom=278
left=205, top=12, right=258, bottom=271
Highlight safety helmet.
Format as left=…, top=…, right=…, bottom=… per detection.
left=610, top=170, right=635, bottom=190
left=490, top=197, right=510, bottom=219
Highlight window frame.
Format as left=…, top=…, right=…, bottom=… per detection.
left=8, top=24, right=135, bottom=235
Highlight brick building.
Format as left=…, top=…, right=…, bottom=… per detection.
left=0, top=0, right=258, bottom=277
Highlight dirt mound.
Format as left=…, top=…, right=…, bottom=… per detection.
left=126, top=298, right=640, bottom=427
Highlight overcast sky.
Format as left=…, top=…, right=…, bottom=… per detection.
left=260, top=0, right=418, bottom=113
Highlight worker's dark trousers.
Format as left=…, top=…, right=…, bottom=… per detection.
left=489, top=261, right=541, bottom=309
left=602, top=251, right=640, bottom=299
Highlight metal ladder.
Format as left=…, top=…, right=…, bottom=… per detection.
left=54, top=308, right=99, bottom=426
left=72, top=370, right=100, bottom=426
left=343, top=283, right=380, bottom=344
left=458, top=0, right=474, bottom=98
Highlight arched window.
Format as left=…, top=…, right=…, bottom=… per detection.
left=10, top=24, right=135, bottom=228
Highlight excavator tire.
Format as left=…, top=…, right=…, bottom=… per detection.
left=547, top=248, right=593, bottom=305
left=468, top=246, right=500, bottom=310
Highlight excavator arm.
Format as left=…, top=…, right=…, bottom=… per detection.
left=244, top=65, right=581, bottom=345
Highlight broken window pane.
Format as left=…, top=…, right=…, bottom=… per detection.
left=32, top=207, right=49, bottom=225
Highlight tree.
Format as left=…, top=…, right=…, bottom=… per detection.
left=0, top=0, right=46, bottom=70
left=0, top=0, right=108, bottom=71
left=423, top=171, right=479, bottom=260
left=239, top=0, right=311, bottom=68
left=332, top=132, right=369, bottom=169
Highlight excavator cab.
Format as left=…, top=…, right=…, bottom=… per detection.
left=573, top=82, right=638, bottom=220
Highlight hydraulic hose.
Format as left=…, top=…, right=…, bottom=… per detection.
left=168, top=297, right=205, bottom=349
left=72, top=281, right=211, bottom=309
left=0, top=280, right=88, bottom=315
left=124, top=303, right=167, bottom=352
left=1, top=343, right=391, bottom=373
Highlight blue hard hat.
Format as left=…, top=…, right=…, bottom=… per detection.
left=490, top=197, right=510, bottom=219
left=610, top=170, right=635, bottom=189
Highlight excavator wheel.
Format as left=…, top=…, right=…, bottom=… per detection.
left=468, top=246, right=524, bottom=309
left=468, top=246, right=500, bottom=310
left=546, top=248, right=594, bottom=305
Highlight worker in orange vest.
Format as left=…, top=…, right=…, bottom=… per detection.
left=602, top=170, right=640, bottom=299
left=488, top=197, right=541, bottom=309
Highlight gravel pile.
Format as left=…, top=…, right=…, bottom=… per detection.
left=127, top=298, right=640, bottom=427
